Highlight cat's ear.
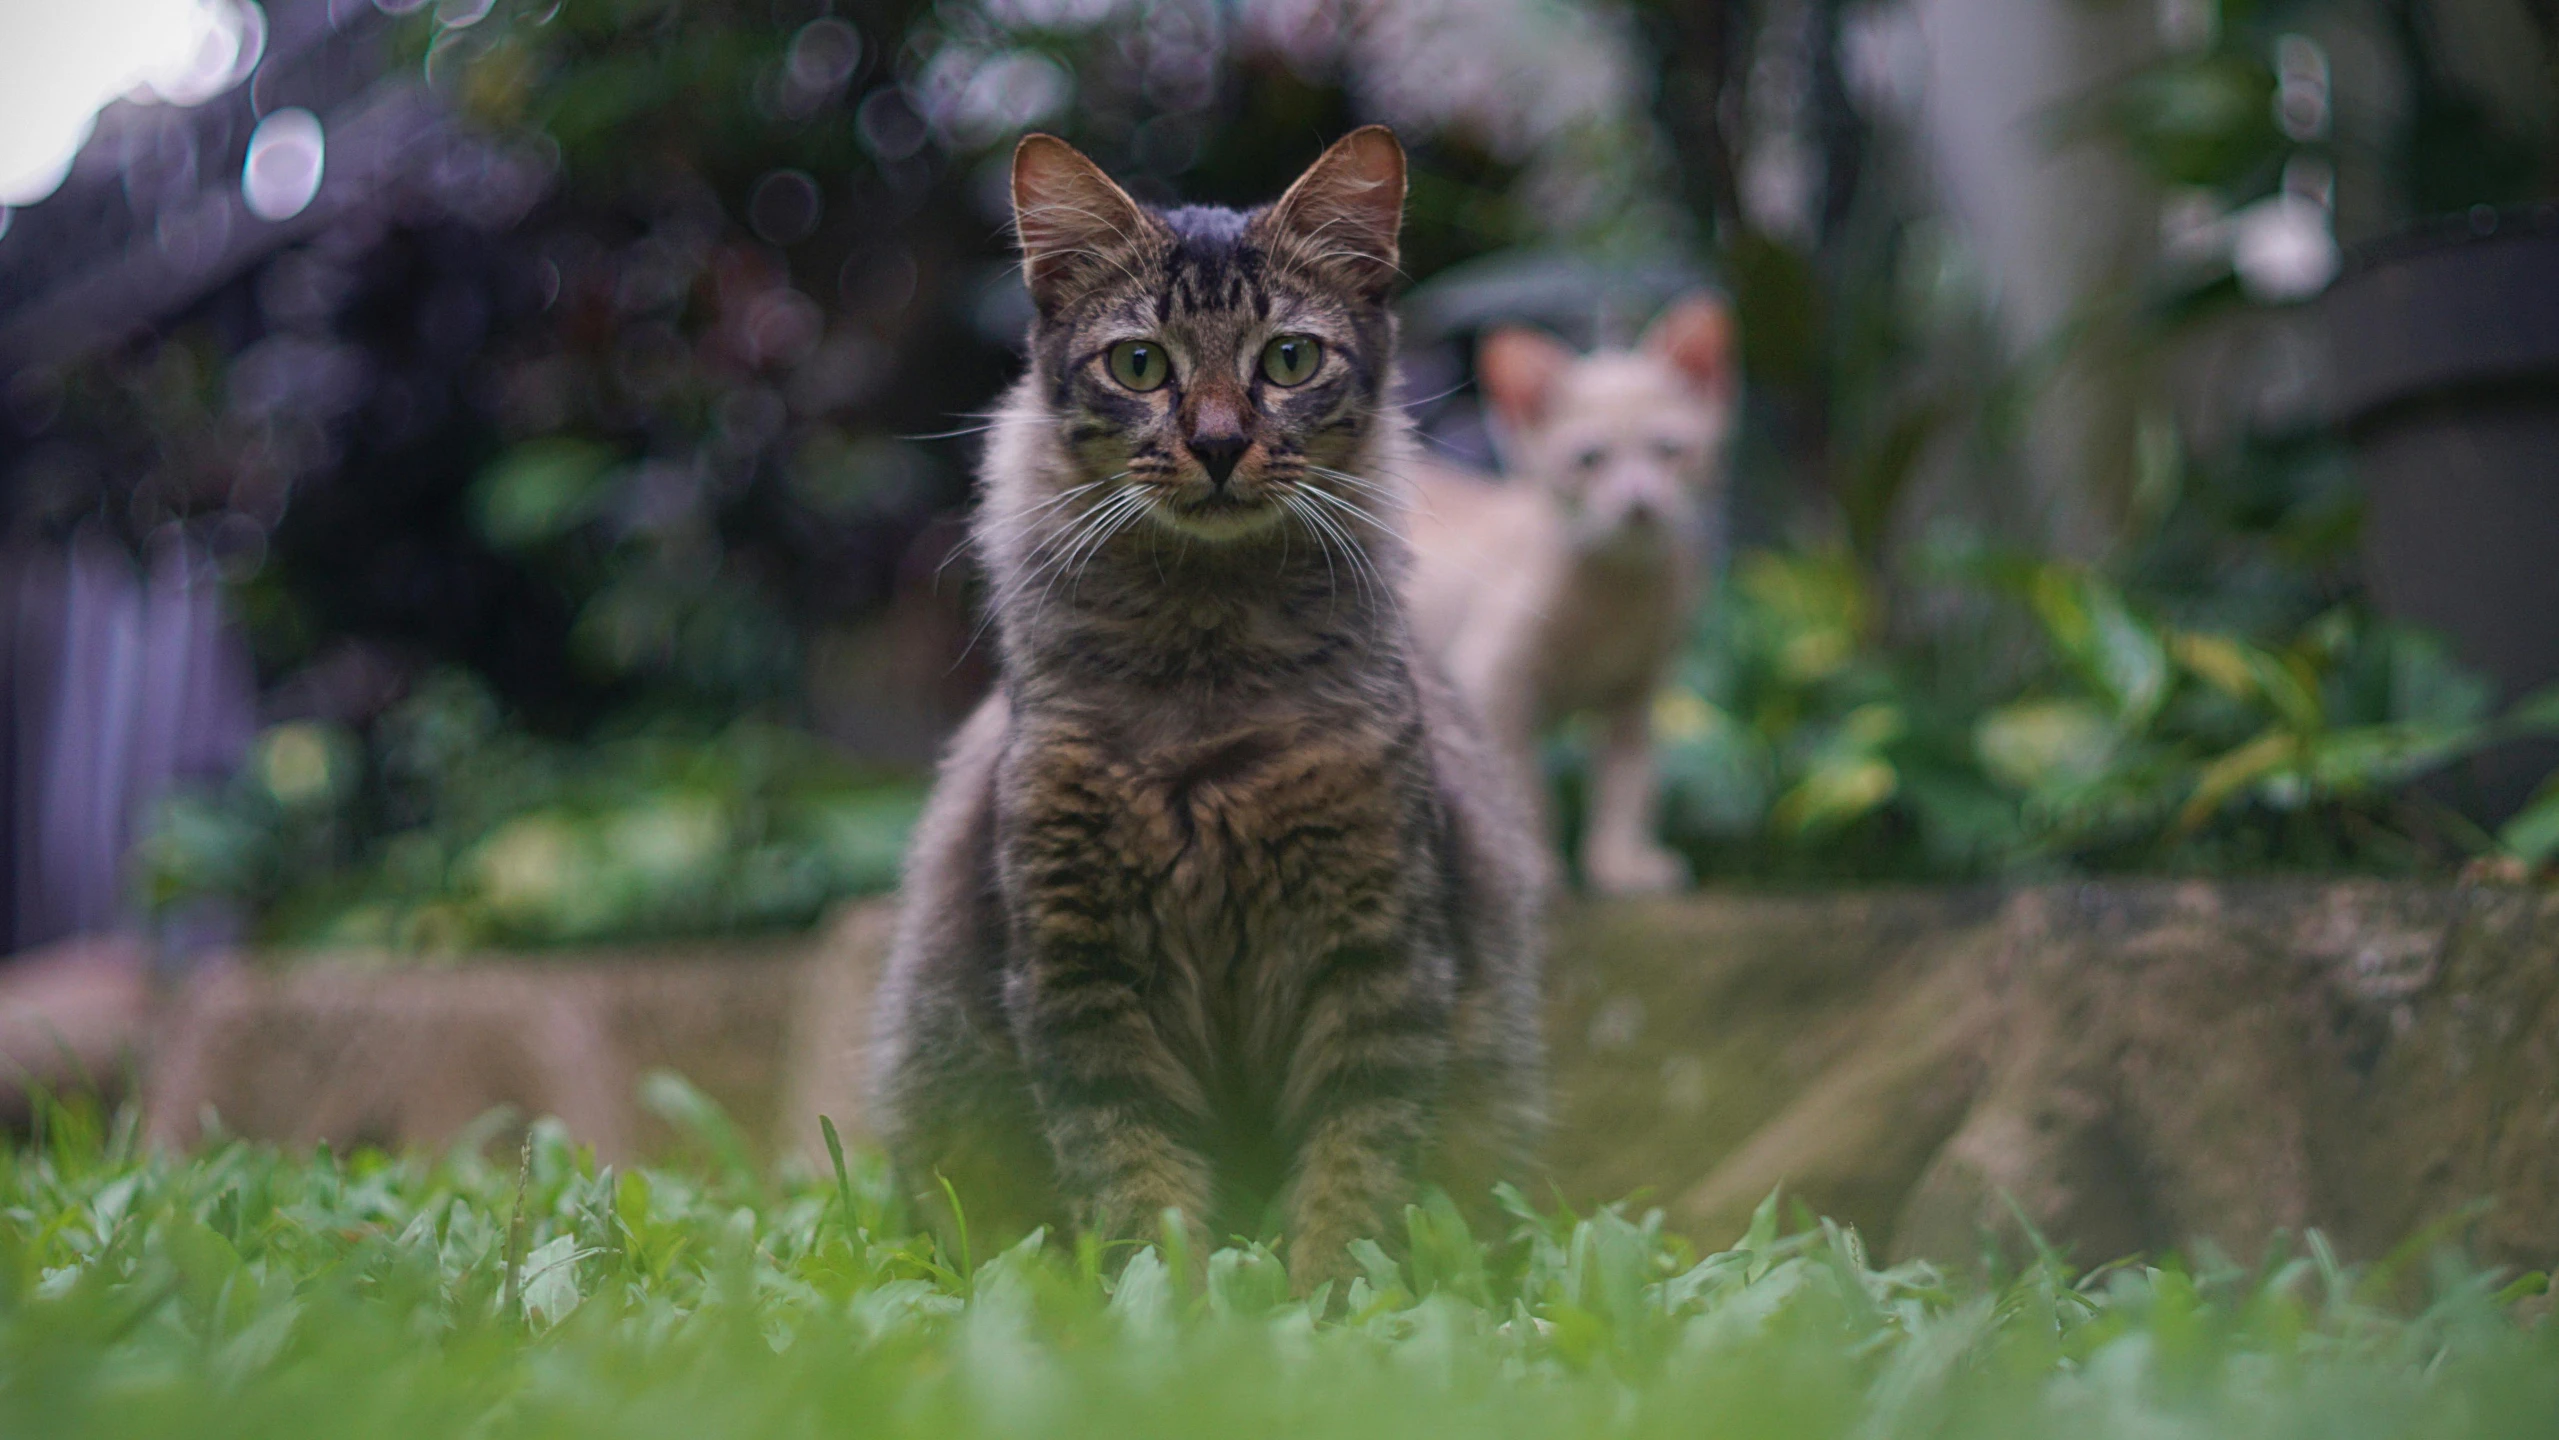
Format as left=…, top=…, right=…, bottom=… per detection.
left=1011, top=134, right=1153, bottom=313
left=1478, top=327, right=1575, bottom=433
left=1641, top=294, right=1737, bottom=398
left=1261, top=126, right=1406, bottom=295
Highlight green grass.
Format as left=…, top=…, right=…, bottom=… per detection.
left=3, top=1086, right=2554, bottom=1439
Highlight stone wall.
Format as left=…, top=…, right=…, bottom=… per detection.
left=1543, top=882, right=2559, bottom=1270
left=16, top=880, right=2549, bottom=1268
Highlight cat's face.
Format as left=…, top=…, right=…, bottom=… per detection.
left=1478, top=299, right=1737, bottom=554
left=1009, top=129, right=1404, bottom=543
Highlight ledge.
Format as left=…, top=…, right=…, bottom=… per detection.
left=10, top=880, right=2551, bottom=1267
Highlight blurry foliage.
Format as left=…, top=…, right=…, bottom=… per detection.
left=141, top=670, right=920, bottom=951
left=1611, top=552, right=2559, bottom=884
left=2085, top=49, right=2286, bottom=195
left=35, top=0, right=2552, bottom=948
left=2077, top=0, right=2558, bottom=307
left=1568, top=0, right=2559, bottom=887
left=2505, top=775, right=2559, bottom=868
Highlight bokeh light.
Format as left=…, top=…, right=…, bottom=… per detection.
left=0, top=0, right=266, bottom=206
left=241, top=106, right=325, bottom=222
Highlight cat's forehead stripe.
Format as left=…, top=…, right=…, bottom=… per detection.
left=1141, top=204, right=1276, bottom=319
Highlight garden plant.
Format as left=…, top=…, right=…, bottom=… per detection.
left=4, top=1084, right=2556, bottom=1439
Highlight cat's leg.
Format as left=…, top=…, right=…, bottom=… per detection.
left=871, top=696, right=1063, bottom=1250
left=876, top=1012, right=1063, bottom=1252
left=1278, top=951, right=1452, bottom=1293
left=998, top=726, right=1221, bottom=1256
left=1426, top=949, right=1547, bottom=1231
left=1010, top=930, right=1218, bottom=1255
left=1581, top=696, right=1689, bottom=895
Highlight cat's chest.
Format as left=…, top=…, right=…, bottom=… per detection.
left=1008, top=708, right=1413, bottom=943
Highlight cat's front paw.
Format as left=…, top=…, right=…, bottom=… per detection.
left=1286, top=1230, right=1360, bottom=1306
left=1584, top=841, right=1690, bottom=897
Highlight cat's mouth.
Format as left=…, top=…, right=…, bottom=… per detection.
left=1157, top=487, right=1282, bottom=538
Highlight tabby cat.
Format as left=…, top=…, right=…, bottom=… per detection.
left=867, top=128, right=1546, bottom=1289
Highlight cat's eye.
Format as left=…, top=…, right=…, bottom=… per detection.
left=1574, top=445, right=1609, bottom=472
left=1107, top=340, right=1171, bottom=392
left=1651, top=438, right=1687, bottom=462
left=1260, top=335, right=1323, bottom=387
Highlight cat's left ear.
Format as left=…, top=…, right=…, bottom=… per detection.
left=1642, top=295, right=1737, bottom=398
left=1261, top=126, right=1406, bottom=296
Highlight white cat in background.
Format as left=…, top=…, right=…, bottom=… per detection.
left=1407, top=297, right=1737, bottom=895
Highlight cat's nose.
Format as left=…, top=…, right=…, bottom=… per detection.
left=1186, top=428, right=1250, bottom=488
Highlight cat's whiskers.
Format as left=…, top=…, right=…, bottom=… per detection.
left=1305, top=487, right=1406, bottom=623
left=988, top=504, right=1120, bottom=637
left=1314, top=453, right=1456, bottom=526
left=900, top=404, right=1022, bottom=444
left=900, top=421, right=999, bottom=441
left=1060, top=487, right=1160, bottom=604
left=1285, top=484, right=1391, bottom=619
left=1274, top=490, right=1339, bottom=612
left=940, top=475, right=1116, bottom=590
left=1014, top=475, right=1121, bottom=526
left=1024, top=484, right=1157, bottom=618
left=1376, top=380, right=1470, bottom=415
left=1304, top=464, right=1412, bottom=513
left=952, top=476, right=1137, bottom=666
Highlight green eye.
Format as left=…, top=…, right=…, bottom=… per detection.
left=1106, top=339, right=1170, bottom=392
left=1260, top=335, right=1322, bottom=387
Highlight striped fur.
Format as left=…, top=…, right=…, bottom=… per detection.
left=867, top=129, right=1546, bottom=1290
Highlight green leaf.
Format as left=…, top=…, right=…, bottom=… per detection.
left=2180, top=730, right=2299, bottom=831
left=1975, top=699, right=2118, bottom=795
left=2085, top=583, right=2170, bottom=726
left=2173, top=631, right=2261, bottom=700
left=2503, top=684, right=2559, bottom=736
left=2387, top=628, right=2495, bottom=729
left=2027, top=569, right=2167, bottom=725
left=1773, top=757, right=1899, bottom=835
left=2499, top=779, right=2559, bottom=865
left=469, top=438, right=617, bottom=549
left=2085, top=52, right=2284, bottom=189
left=820, top=1115, right=855, bottom=1236
left=639, top=1070, right=758, bottom=1195
left=518, top=1233, right=587, bottom=1330
left=1739, top=1187, right=1784, bottom=1252
left=2251, top=649, right=2326, bottom=732
left=2305, top=724, right=2483, bottom=793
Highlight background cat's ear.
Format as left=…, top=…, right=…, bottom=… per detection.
left=1261, top=126, right=1406, bottom=295
left=1478, top=327, right=1575, bottom=433
left=1011, top=134, right=1153, bottom=313
left=1642, top=294, right=1737, bottom=398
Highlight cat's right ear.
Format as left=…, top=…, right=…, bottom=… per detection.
left=1478, top=327, right=1575, bottom=434
left=1011, top=134, right=1153, bottom=314
left=1642, top=294, right=1737, bottom=398
left=1262, top=126, right=1406, bottom=297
